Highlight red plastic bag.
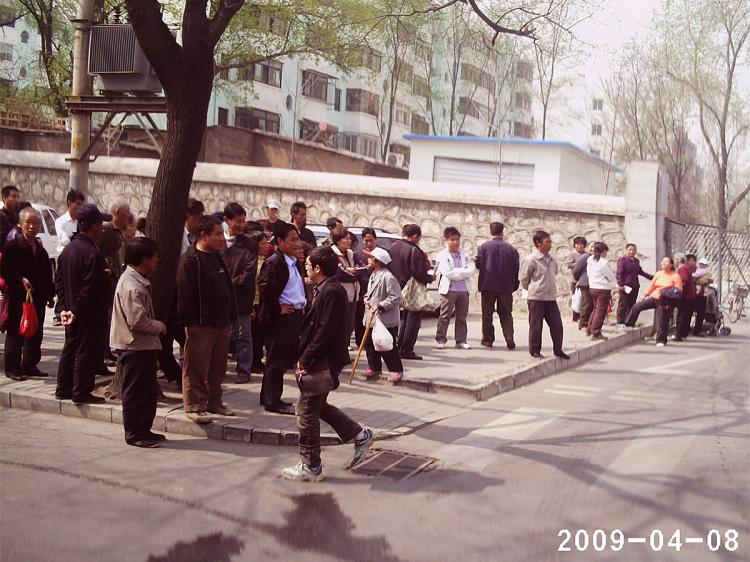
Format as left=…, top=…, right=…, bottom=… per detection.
left=19, top=290, right=38, bottom=338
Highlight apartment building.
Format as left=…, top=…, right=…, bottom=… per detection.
left=0, top=3, right=41, bottom=95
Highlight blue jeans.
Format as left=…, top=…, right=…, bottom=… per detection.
left=231, top=314, right=253, bottom=377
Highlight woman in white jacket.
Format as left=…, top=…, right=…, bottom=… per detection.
left=435, top=227, right=476, bottom=349
left=586, top=241, right=616, bottom=340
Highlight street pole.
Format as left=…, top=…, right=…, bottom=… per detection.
left=69, top=0, right=95, bottom=195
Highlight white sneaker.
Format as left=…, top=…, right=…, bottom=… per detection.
left=435, top=341, right=446, bottom=349
left=455, top=342, right=472, bottom=349
left=656, top=342, right=665, bottom=347
left=346, top=428, right=374, bottom=469
left=282, top=461, right=324, bottom=482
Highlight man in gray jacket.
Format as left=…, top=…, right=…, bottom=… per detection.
left=111, top=238, right=167, bottom=448
left=519, top=231, right=570, bottom=360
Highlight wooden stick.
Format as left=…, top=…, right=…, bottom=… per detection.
left=349, top=311, right=377, bottom=384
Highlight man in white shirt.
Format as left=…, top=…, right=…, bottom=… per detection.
left=53, top=189, right=85, bottom=325
left=181, top=198, right=205, bottom=256
left=435, top=227, right=475, bottom=350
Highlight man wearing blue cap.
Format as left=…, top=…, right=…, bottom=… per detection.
left=55, top=204, right=111, bottom=404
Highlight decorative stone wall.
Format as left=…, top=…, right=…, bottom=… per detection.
left=1, top=149, right=627, bottom=310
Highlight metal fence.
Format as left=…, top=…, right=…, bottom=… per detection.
left=669, top=221, right=750, bottom=305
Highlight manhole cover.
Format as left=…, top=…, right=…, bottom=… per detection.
left=350, top=449, right=436, bottom=480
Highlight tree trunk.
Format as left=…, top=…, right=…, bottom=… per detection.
left=718, top=166, right=728, bottom=229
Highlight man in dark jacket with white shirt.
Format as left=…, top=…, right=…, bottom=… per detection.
left=388, top=224, right=433, bottom=360
left=475, top=222, right=520, bottom=349
left=282, top=245, right=373, bottom=482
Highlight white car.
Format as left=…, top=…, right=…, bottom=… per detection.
left=1, top=201, right=61, bottom=268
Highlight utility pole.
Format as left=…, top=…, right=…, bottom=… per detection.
left=68, top=0, right=95, bottom=195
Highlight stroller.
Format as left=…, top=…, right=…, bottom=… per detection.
left=700, top=286, right=731, bottom=336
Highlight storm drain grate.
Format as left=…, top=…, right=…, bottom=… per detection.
left=350, top=449, right=436, bottom=480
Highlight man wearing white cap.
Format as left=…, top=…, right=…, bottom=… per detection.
left=266, top=199, right=281, bottom=226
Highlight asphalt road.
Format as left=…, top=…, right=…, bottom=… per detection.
left=1, top=325, right=748, bottom=562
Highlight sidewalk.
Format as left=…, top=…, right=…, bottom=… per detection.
left=0, top=309, right=654, bottom=446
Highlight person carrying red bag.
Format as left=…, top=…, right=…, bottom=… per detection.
left=1, top=207, right=54, bottom=381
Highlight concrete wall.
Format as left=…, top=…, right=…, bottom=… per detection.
left=624, top=161, right=669, bottom=276
left=0, top=149, right=628, bottom=310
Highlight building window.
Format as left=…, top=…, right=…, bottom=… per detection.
left=19, top=67, right=27, bottom=78
left=411, top=113, right=429, bottom=135
left=218, top=107, right=228, bottom=126
left=259, top=13, right=285, bottom=34
left=592, top=98, right=604, bottom=111
left=394, top=103, right=411, bottom=127
left=458, top=97, right=481, bottom=119
left=590, top=148, right=601, bottom=157
left=345, top=88, right=379, bottom=117
left=515, top=92, right=531, bottom=111
left=591, top=123, right=602, bottom=136
left=397, top=60, right=413, bottom=85
left=412, top=77, right=430, bottom=98
left=302, top=70, right=331, bottom=101
left=0, top=43, right=13, bottom=62
left=20, top=31, right=29, bottom=43
left=513, top=121, right=533, bottom=138
left=342, top=133, right=378, bottom=159
left=218, top=67, right=229, bottom=80
left=460, top=63, right=494, bottom=90
left=243, top=60, right=282, bottom=87
left=414, top=38, right=432, bottom=64
left=515, top=61, right=533, bottom=82
left=334, top=88, right=342, bottom=111
left=0, top=7, right=15, bottom=27
left=356, top=47, right=382, bottom=72
left=235, top=107, right=280, bottom=133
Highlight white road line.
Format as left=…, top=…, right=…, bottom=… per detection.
left=553, top=384, right=604, bottom=392
left=431, top=407, right=566, bottom=470
left=637, top=351, right=724, bottom=374
left=589, top=426, right=698, bottom=494
left=610, top=395, right=670, bottom=404
left=544, top=389, right=595, bottom=397
left=617, top=389, right=667, bottom=397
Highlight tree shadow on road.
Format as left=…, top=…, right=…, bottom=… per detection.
left=146, top=532, right=244, bottom=562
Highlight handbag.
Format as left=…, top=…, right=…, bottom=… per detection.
left=401, top=277, right=433, bottom=312
left=19, top=290, right=38, bottom=338
left=571, top=287, right=582, bottom=313
left=372, top=316, right=394, bottom=352
left=0, top=288, right=8, bottom=333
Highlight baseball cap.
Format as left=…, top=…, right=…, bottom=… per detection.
left=266, top=199, right=280, bottom=210
left=365, top=247, right=391, bottom=265
left=77, top=203, right=112, bottom=224
left=698, top=258, right=709, bottom=265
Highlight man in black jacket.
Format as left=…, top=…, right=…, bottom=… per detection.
left=387, top=224, right=433, bottom=360
left=475, top=222, right=520, bottom=349
left=223, top=202, right=257, bottom=384
left=282, top=246, right=373, bottom=482
left=177, top=215, right=237, bottom=424
left=0, top=184, right=21, bottom=253
left=55, top=204, right=111, bottom=404
left=258, top=222, right=306, bottom=414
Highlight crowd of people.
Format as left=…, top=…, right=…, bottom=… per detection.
left=0, top=183, right=718, bottom=479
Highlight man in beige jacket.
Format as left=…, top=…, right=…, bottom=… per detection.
left=111, top=238, right=167, bottom=448
left=519, top=230, right=570, bottom=360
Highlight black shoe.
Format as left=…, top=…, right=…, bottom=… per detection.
left=554, top=352, right=571, bottom=360
left=147, top=432, right=167, bottom=441
left=279, top=399, right=294, bottom=407
left=55, top=392, right=72, bottom=400
left=265, top=403, right=295, bottom=415
left=5, top=373, right=27, bottom=382
left=236, top=374, right=252, bottom=384
left=480, top=340, right=493, bottom=348
left=72, top=394, right=106, bottom=404
left=530, top=352, right=545, bottom=359
left=25, top=368, right=49, bottom=378
left=127, top=439, right=160, bottom=448
left=400, top=352, right=423, bottom=360
left=506, top=340, right=516, bottom=350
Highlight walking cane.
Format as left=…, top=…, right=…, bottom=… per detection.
left=349, top=310, right=377, bottom=384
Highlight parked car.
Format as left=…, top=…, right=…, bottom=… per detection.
left=0, top=201, right=61, bottom=269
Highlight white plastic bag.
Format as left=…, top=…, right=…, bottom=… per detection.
left=372, top=316, right=394, bottom=352
left=571, top=287, right=582, bottom=313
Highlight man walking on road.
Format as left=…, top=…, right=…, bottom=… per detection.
left=177, top=215, right=237, bottom=424
left=111, top=238, right=167, bottom=448
left=258, top=222, right=306, bottom=415
left=282, top=245, right=373, bottom=482
left=475, top=222, right=519, bottom=349
left=519, top=230, right=570, bottom=360
left=55, top=204, right=111, bottom=404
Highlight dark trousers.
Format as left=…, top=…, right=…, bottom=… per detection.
left=354, top=299, right=366, bottom=346
left=588, top=289, right=611, bottom=336
left=157, top=320, right=185, bottom=382
left=4, top=299, right=45, bottom=376
left=397, top=309, right=422, bottom=355
left=676, top=299, right=696, bottom=339
left=297, top=389, right=361, bottom=468
left=120, top=349, right=158, bottom=442
left=625, top=298, right=673, bottom=343
left=693, top=296, right=707, bottom=335
left=251, top=304, right=266, bottom=372
left=480, top=291, right=514, bottom=345
left=527, top=300, right=564, bottom=355
left=56, top=313, right=106, bottom=399
left=261, top=312, right=304, bottom=407
left=578, top=287, right=594, bottom=329
left=365, top=325, right=403, bottom=373
left=616, top=286, right=639, bottom=324
left=53, top=297, right=63, bottom=321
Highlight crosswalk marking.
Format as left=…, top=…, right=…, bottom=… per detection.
left=431, top=407, right=566, bottom=470
left=637, top=351, right=724, bottom=374
left=544, top=389, right=595, bottom=397
left=610, top=395, right=670, bottom=404
left=553, top=384, right=604, bottom=392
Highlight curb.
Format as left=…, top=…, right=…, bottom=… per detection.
left=398, top=325, right=655, bottom=401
